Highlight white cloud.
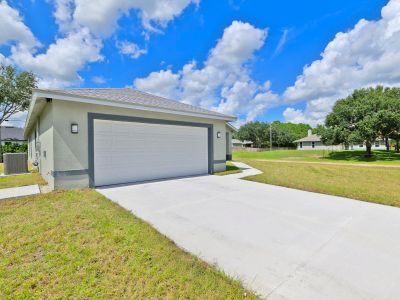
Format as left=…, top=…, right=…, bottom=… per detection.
left=135, top=69, right=180, bottom=99
left=91, top=75, right=107, bottom=84
left=283, top=107, right=307, bottom=124
left=0, top=1, right=38, bottom=46
left=274, top=28, right=289, bottom=55
left=53, top=0, right=74, bottom=32
left=283, top=0, right=400, bottom=125
left=11, top=28, right=103, bottom=87
left=116, top=40, right=147, bottom=59
left=67, top=0, right=199, bottom=36
left=134, top=21, right=278, bottom=122
left=0, top=0, right=198, bottom=89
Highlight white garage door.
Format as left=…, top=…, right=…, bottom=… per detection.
left=93, top=119, right=209, bottom=186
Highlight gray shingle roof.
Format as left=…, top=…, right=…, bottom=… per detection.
left=1, top=126, right=25, bottom=141
left=294, top=134, right=322, bottom=142
left=37, top=88, right=234, bottom=119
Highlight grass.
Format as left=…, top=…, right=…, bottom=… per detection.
left=0, top=163, right=45, bottom=189
left=239, top=159, right=400, bottom=208
left=214, top=161, right=242, bottom=176
left=0, top=190, right=257, bottom=299
left=233, top=149, right=400, bottom=165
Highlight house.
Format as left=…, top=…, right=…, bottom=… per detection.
left=1, top=126, right=26, bottom=145
left=232, top=139, right=253, bottom=148
left=345, top=140, right=387, bottom=150
left=294, top=130, right=342, bottom=150
left=24, top=88, right=236, bottom=189
left=294, top=129, right=387, bottom=150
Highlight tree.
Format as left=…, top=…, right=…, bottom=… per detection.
left=235, top=121, right=270, bottom=148
left=235, top=121, right=312, bottom=148
left=0, top=65, right=36, bottom=159
left=271, top=121, right=311, bottom=147
left=323, top=86, right=400, bottom=156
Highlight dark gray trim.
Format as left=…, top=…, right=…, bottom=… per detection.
left=51, top=169, right=88, bottom=177
left=88, top=113, right=214, bottom=188
left=213, top=160, right=226, bottom=164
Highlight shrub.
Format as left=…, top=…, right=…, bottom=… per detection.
left=1, top=142, right=28, bottom=154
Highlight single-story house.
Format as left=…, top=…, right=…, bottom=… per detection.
left=232, top=139, right=253, bottom=148
left=294, top=130, right=342, bottom=150
left=24, top=88, right=236, bottom=189
left=1, top=126, right=26, bottom=145
left=345, top=140, right=387, bottom=150
left=294, top=129, right=387, bottom=150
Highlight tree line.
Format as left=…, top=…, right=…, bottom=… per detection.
left=235, top=121, right=311, bottom=148
left=317, top=86, right=400, bottom=155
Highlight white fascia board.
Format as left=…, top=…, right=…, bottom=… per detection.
left=33, top=90, right=237, bottom=122
left=23, top=94, right=38, bottom=138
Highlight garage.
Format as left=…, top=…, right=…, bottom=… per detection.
left=93, top=118, right=210, bottom=186
left=25, top=88, right=236, bottom=189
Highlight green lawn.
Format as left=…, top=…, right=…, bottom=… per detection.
left=0, top=190, right=257, bottom=299
left=0, top=163, right=45, bottom=189
left=239, top=159, right=400, bottom=208
left=234, top=149, right=400, bottom=165
left=214, top=161, right=242, bottom=176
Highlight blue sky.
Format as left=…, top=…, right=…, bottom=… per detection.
left=1, top=0, right=399, bottom=127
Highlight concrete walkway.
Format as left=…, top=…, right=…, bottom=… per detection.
left=0, top=185, right=40, bottom=200
left=97, top=164, right=400, bottom=299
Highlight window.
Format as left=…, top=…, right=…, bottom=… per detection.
left=359, top=143, right=364, bottom=147
left=300, top=142, right=303, bottom=148
left=375, top=141, right=380, bottom=147
left=312, top=142, right=315, bottom=148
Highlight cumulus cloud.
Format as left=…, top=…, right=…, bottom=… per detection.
left=11, top=28, right=103, bottom=87
left=283, top=0, right=400, bottom=125
left=134, top=69, right=180, bottom=99
left=116, top=40, right=147, bottom=59
left=53, top=0, right=199, bottom=36
left=0, top=0, right=197, bottom=88
left=134, top=21, right=278, bottom=122
left=0, top=1, right=38, bottom=46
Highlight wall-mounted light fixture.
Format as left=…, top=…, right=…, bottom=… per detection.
left=217, top=131, right=221, bottom=138
left=71, top=123, right=78, bottom=134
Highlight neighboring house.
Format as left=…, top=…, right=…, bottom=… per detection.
left=294, top=129, right=387, bottom=150
left=232, top=139, right=253, bottom=148
left=1, top=126, right=26, bottom=145
left=24, top=88, right=236, bottom=190
left=294, top=130, right=342, bottom=150
left=345, top=140, right=387, bottom=150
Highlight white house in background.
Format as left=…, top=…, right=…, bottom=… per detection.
left=346, top=140, right=387, bottom=150
left=294, top=130, right=342, bottom=150
left=294, top=129, right=388, bottom=150
left=232, top=139, right=253, bottom=148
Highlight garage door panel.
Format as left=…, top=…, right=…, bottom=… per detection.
left=94, top=119, right=209, bottom=186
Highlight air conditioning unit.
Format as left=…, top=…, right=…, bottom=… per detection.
left=3, top=153, right=28, bottom=175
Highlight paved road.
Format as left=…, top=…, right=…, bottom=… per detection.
left=97, top=167, right=400, bottom=299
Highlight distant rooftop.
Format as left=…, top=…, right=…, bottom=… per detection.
left=1, top=126, right=25, bottom=141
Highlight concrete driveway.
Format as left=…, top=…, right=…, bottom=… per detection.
left=97, top=166, right=400, bottom=299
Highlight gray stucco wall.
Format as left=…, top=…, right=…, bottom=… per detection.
left=37, top=103, right=55, bottom=188
left=45, top=99, right=228, bottom=188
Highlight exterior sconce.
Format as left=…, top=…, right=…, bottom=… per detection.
left=71, top=123, right=78, bottom=134
left=217, top=131, right=221, bottom=138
